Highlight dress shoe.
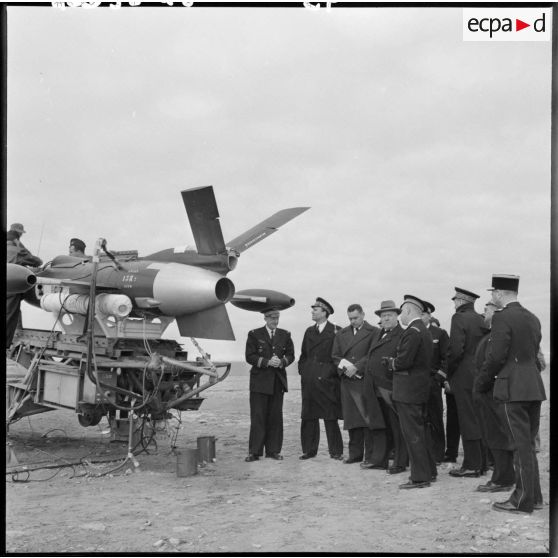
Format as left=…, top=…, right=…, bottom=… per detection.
left=492, top=500, right=531, bottom=514
left=387, top=465, right=407, bottom=475
left=399, top=480, right=431, bottom=489
left=265, top=453, right=283, bottom=460
left=534, top=501, right=544, bottom=510
left=442, top=456, right=457, bottom=463
left=361, top=461, right=387, bottom=470
left=449, top=467, right=481, bottom=478
left=299, top=453, right=316, bottom=460
left=343, top=456, right=363, bottom=464
left=245, top=454, right=259, bottom=462
left=476, top=481, right=514, bottom=493
left=431, top=475, right=437, bottom=482
left=330, top=454, right=343, bottom=460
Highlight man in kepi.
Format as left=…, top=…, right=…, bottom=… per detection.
left=383, top=295, right=436, bottom=489
left=482, top=275, right=546, bottom=514
left=245, top=308, right=295, bottom=462
left=298, top=297, right=343, bottom=460
left=332, top=304, right=382, bottom=465
left=447, top=287, right=485, bottom=478
left=473, top=300, right=515, bottom=494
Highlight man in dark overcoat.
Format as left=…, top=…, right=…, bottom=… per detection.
left=298, top=297, right=343, bottom=460
left=365, top=300, right=408, bottom=473
left=480, top=275, right=546, bottom=514
left=472, top=300, right=515, bottom=492
left=332, top=304, right=381, bottom=464
left=421, top=301, right=450, bottom=464
left=384, top=295, right=436, bottom=489
left=447, top=287, right=485, bottom=477
left=245, top=308, right=295, bottom=462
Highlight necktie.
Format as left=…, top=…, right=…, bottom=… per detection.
left=270, top=330, right=274, bottom=340
left=354, top=328, right=358, bottom=336
left=315, top=325, right=320, bottom=334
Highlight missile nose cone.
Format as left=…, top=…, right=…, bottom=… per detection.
left=7, top=264, right=37, bottom=295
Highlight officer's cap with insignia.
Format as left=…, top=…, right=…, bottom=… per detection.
left=451, top=287, right=480, bottom=303
left=422, top=300, right=435, bottom=314
left=400, top=294, right=426, bottom=312
left=262, top=307, right=280, bottom=318
left=311, top=297, right=334, bottom=316
left=487, top=274, right=519, bottom=293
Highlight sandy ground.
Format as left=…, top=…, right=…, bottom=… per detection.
left=5, top=365, right=551, bottom=554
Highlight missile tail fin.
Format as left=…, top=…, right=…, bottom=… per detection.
left=226, top=207, right=310, bottom=254
left=182, top=186, right=226, bottom=256
left=176, top=305, right=235, bottom=341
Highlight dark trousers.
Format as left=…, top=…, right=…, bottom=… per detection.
left=248, top=378, right=284, bottom=456
left=426, top=378, right=445, bottom=463
left=462, top=438, right=482, bottom=470
left=377, top=387, right=408, bottom=468
left=6, top=294, right=23, bottom=348
left=347, top=427, right=371, bottom=461
left=301, top=418, right=343, bottom=456
left=394, top=401, right=437, bottom=482
left=503, top=401, right=543, bottom=512
left=490, top=448, right=515, bottom=486
left=445, top=392, right=460, bottom=458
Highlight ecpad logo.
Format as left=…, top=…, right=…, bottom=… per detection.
left=463, top=8, right=551, bottom=41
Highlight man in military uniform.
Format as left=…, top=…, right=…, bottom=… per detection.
left=245, top=308, right=295, bottom=462
left=6, top=224, right=43, bottom=347
left=299, top=297, right=343, bottom=460
left=447, top=287, right=485, bottom=477
left=384, top=295, right=436, bottom=489
left=332, top=304, right=381, bottom=465
left=366, top=300, right=408, bottom=473
left=481, top=275, right=546, bottom=514
left=473, top=300, right=514, bottom=493
left=421, top=300, right=450, bottom=464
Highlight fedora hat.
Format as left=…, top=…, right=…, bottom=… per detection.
left=374, top=300, right=401, bottom=316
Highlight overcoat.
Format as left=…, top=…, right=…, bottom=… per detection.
left=299, top=321, right=342, bottom=420
left=429, top=323, right=449, bottom=375
left=365, top=323, right=404, bottom=391
left=391, top=319, right=432, bottom=404
left=332, top=321, right=382, bottom=430
left=472, top=332, right=513, bottom=450
left=246, top=327, right=295, bottom=395
left=446, top=302, right=485, bottom=439
left=479, top=302, right=546, bottom=403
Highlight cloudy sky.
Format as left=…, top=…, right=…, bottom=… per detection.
left=7, top=4, right=551, bottom=361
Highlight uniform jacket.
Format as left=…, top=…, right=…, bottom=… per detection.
left=298, top=321, right=342, bottom=420
left=428, top=323, right=449, bottom=374
left=7, top=239, right=43, bottom=267
left=391, top=318, right=432, bottom=404
left=246, top=327, right=295, bottom=395
left=365, top=323, right=404, bottom=391
left=480, top=302, right=546, bottom=403
left=332, top=321, right=383, bottom=430
left=473, top=331, right=513, bottom=450
left=447, top=303, right=485, bottom=390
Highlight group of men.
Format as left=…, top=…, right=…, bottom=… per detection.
left=6, top=223, right=89, bottom=346
left=244, top=275, right=546, bottom=515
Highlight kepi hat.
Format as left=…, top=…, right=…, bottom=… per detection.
left=10, top=223, right=26, bottom=234
left=488, top=274, right=519, bottom=292
left=311, top=297, right=334, bottom=316
left=400, top=294, right=426, bottom=312
left=451, top=287, right=480, bottom=303
left=374, top=300, right=401, bottom=316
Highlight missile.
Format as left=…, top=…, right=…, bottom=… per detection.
left=6, top=264, right=37, bottom=295
left=230, top=289, right=295, bottom=313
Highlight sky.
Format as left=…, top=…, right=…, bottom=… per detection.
left=6, top=4, right=552, bottom=362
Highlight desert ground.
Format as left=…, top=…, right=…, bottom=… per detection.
left=5, top=363, right=551, bottom=555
